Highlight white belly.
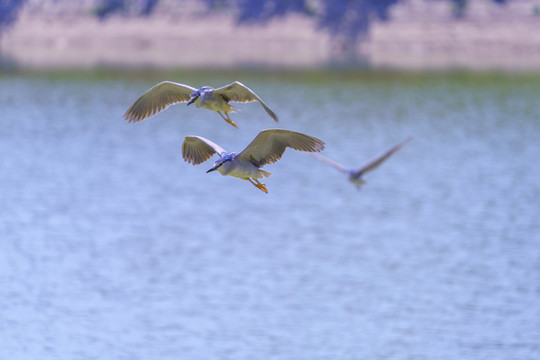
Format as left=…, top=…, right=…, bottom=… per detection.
left=218, top=159, right=264, bottom=179
left=198, top=93, right=234, bottom=112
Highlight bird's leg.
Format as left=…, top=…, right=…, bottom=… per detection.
left=223, top=112, right=238, bottom=128
left=217, top=111, right=238, bottom=128
left=255, top=179, right=268, bottom=193
left=248, top=178, right=268, bottom=193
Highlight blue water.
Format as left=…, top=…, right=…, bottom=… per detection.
left=1, top=71, right=539, bottom=359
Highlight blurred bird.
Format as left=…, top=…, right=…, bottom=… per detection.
left=311, top=137, right=411, bottom=189
left=182, top=129, right=325, bottom=193
left=124, top=81, right=278, bottom=128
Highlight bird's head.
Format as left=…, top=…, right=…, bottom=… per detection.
left=206, top=153, right=235, bottom=173
left=187, top=90, right=200, bottom=106
left=206, top=159, right=225, bottom=173
left=187, top=87, right=211, bottom=106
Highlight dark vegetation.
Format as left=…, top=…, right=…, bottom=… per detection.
left=0, top=0, right=27, bottom=32
left=0, top=0, right=508, bottom=40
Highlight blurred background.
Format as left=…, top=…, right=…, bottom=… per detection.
left=3, top=0, right=540, bottom=70
left=1, top=1, right=539, bottom=360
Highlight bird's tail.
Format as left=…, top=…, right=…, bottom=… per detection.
left=257, top=169, right=272, bottom=178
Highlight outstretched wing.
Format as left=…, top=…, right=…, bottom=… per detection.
left=124, top=81, right=197, bottom=122
left=352, top=137, right=412, bottom=177
left=238, top=129, right=325, bottom=167
left=310, top=153, right=349, bottom=174
left=214, top=81, right=279, bottom=122
left=182, top=136, right=228, bottom=165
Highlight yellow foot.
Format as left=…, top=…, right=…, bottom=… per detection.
left=255, top=183, right=268, bottom=193
left=217, top=111, right=238, bottom=128
left=248, top=178, right=268, bottom=193
left=225, top=118, right=238, bottom=128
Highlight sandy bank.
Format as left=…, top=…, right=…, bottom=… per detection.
left=2, top=0, right=540, bottom=71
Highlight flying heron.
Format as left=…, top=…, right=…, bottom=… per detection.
left=124, top=81, right=278, bottom=128
left=182, top=129, right=325, bottom=193
left=311, top=137, right=411, bottom=189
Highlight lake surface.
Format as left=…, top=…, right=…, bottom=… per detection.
left=1, top=70, right=539, bottom=360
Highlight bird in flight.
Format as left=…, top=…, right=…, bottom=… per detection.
left=311, top=137, right=411, bottom=189
left=124, top=81, right=278, bottom=128
left=182, top=129, right=325, bottom=193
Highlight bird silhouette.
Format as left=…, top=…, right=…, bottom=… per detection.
left=311, top=137, right=411, bottom=189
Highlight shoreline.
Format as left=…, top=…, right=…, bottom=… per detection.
left=3, top=0, right=540, bottom=71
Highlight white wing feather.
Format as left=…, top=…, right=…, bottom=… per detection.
left=182, top=136, right=228, bottom=165
left=124, top=81, right=197, bottom=122
left=310, top=153, right=349, bottom=174
left=214, top=81, right=278, bottom=122
left=352, top=137, right=412, bottom=177
left=238, top=129, right=324, bottom=167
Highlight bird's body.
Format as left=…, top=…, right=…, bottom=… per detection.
left=189, top=86, right=235, bottom=112
left=311, top=137, right=411, bottom=189
left=346, top=170, right=368, bottom=187
left=214, top=154, right=272, bottom=179
left=124, top=81, right=278, bottom=128
left=182, top=129, right=325, bottom=193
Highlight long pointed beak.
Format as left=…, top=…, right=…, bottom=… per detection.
left=187, top=97, right=196, bottom=106
left=206, top=164, right=220, bottom=173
